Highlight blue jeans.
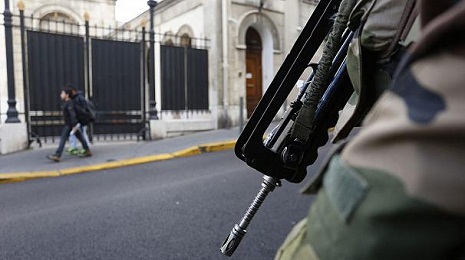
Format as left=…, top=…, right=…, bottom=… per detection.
left=55, top=125, right=89, bottom=157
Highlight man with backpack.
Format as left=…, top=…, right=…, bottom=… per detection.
left=66, top=85, right=94, bottom=155
left=46, top=87, right=92, bottom=162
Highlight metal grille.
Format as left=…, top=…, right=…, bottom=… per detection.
left=91, top=39, right=143, bottom=140
left=160, top=45, right=209, bottom=111
left=5, top=12, right=210, bottom=143
left=27, top=31, right=85, bottom=142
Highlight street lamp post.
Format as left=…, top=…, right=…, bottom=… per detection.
left=3, top=0, right=20, bottom=123
left=147, top=0, right=158, bottom=119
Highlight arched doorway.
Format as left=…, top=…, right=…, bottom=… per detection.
left=245, top=27, right=263, bottom=118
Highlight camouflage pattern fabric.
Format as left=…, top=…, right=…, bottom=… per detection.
left=332, top=0, right=416, bottom=142
left=354, top=0, right=416, bottom=58
left=275, top=0, right=465, bottom=259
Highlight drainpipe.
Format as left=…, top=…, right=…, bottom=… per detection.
left=221, top=0, right=229, bottom=116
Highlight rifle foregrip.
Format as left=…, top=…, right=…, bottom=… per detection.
left=220, top=224, right=246, bottom=257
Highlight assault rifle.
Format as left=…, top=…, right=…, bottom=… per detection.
left=221, top=0, right=357, bottom=256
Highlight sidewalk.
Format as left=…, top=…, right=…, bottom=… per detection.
left=0, top=127, right=242, bottom=183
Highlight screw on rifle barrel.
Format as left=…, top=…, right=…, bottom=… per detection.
left=220, top=176, right=281, bottom=256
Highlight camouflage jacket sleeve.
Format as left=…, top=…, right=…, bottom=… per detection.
left=276, top=2, right=465, bottom=259
left=343, top=0, right=465, bottom=216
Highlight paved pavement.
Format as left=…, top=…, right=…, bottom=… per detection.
left=0, top=127, right=242, bottom=183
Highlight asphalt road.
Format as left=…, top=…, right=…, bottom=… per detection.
left=0, top=149, right=329, bottom=260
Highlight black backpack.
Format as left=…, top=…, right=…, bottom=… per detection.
left=73, top=95, right=96, bottom=125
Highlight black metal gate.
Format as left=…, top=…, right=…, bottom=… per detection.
left=160, top=46, right=209, bottom=111
left=186, top=48, right=209, bottom=110
left=23, top=16, right=146, bottom=143
left=14, top=11, right=210, bottom=143
left=27, top=31, right=85, bottom=141
left=91, top=39, right=143, bottom=140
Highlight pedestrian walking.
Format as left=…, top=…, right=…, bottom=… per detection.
left=66, top=84, right=91, bottom=155
left=47, top=87, right=92, bottom=162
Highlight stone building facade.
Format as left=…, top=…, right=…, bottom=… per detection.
left=0, top=0, right=319, bottom=153
left=124, top=0, right=318, bottom=138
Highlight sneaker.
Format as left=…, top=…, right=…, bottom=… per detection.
left=65, top=148, right=79, bottom=155
left=46, top=154, right=60, bottom=162
left=79, top=149, right=92, bottom=157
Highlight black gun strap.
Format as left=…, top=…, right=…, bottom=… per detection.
left=290, top=0, right=358, bottom=142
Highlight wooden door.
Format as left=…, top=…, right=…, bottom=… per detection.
left=246, top=50, right=262, bottom=117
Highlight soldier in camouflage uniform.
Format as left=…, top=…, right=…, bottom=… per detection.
left=275, top=0, right=465, bottom=259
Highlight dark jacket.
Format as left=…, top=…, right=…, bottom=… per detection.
left=72, top=91, right=87, bottom=108
left=62, top=99, right=78, bottom=127
left=71, top=91, right=93, bottom=126
left=73, top=95, right=88, bottom=111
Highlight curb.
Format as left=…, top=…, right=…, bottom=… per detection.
left=0, top=140, right=236, bottom=184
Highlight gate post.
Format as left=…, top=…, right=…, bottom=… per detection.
left=147, top=0, right=158, bottom=120
left=84, top=12, right=91, bottom=100
left=84, top=12, right=93, bottom=143
left=3, top=0, right=20, bottom=123
left=19, top=1, right=32, bottom=144
left=141, top=25, right=150, bottom=140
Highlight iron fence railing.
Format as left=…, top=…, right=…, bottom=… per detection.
left=1, top=10, right=211, bottom=143
left=6, top=13, right=210, bottom=48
